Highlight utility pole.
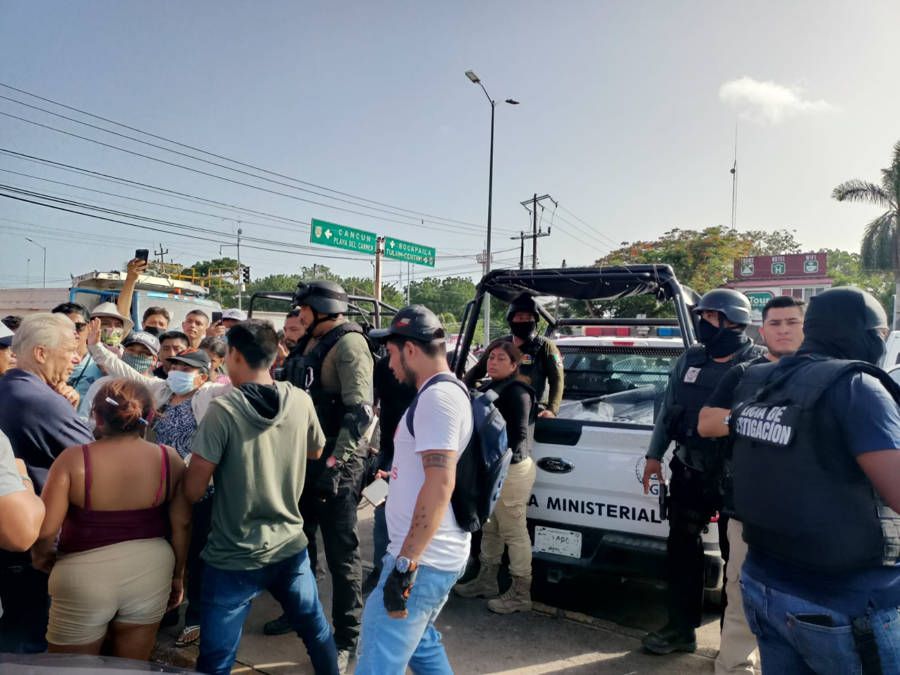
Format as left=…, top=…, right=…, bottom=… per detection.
left=236, top=227, right=243, bottom=310
left=25, top=238, right=46, bottom=288
left=218, top=225, right=244, bottom=309
left=730, top=124, right=738, bottom=230
left=154, top=243, right=169, bottom=265
left=517, top=193, right=556, bottom=269
left=407, top=262, right=412, bottom=305
left=374, top=237, right=384, bottom=328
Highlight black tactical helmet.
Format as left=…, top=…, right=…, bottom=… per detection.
left=292, top=280, right=348, bottom=315
left=693, top=288, right=752, bottom=325
left=506, top=293, right=539, bottom=323
left=805, top=286, right=888, bottom=332
left=369, top=305, right=446, bottom=344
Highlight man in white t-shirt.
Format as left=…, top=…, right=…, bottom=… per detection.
left=357, top=306, right=473, bottom=675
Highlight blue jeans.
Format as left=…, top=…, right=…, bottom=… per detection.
left=197, top=549, right=338, bottom=675
left=741, top=565, right=900, bottom=674
left=356, top=554, right=466, bottom=675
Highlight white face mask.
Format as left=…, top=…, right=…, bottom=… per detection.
left=167, top=370, right=197, bottom=395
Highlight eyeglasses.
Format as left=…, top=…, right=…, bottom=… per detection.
left=74, top=322, right=88, bottom=333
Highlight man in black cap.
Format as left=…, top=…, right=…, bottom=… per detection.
left=641, top=288, right=765, bottom=655
left=731, top=287, right=900, bottom=672
left=270, top=280, right=374, bottom=671
left=356, top=305, right=473, bottom=674
left=464, top=293, right=563, bottom=417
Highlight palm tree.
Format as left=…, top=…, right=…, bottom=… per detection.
left=833, top=140, right=900, bottom=327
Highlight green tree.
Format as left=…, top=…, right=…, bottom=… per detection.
left=832, top=140, right=900, bottom=326
left=819, top=248, right=894, bottom=314
left=590, top=226, right=802, bottom=317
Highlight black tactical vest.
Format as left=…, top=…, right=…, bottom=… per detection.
left=732, top=355, right=900, bottom=573
left=282, top=322, right=365, bottom=438
left=668, top=342, right=763, bottom=460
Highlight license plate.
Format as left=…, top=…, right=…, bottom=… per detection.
left=533, top=525, right=582, bottom=559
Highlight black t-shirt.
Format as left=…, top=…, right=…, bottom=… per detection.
left=485, top=379, right=535, bottom=464
left=373, top=355, right=416, bottom=471
left=705, top=355, right=771, bottom=409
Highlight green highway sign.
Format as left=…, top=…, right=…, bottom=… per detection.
left=745, top=291, right=774, bottom=310
left=384, top=236, right=436, bottom=267
left=310, top=218, right=378, bottom=255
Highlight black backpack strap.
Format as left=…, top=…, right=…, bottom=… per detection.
left=405, top=373, right=468, bottom=437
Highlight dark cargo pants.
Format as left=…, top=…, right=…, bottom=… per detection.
left=665, top=455, right=721, bottom=630
left=300, top=461, right=364, bottom=652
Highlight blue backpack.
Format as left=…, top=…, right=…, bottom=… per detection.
left=405, top=373, right=512, bottom=532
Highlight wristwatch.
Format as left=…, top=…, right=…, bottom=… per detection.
left=395, top=556, right=415, bottom=573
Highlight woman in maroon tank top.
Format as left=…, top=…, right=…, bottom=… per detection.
left=33, top=379, right=190, bottom=660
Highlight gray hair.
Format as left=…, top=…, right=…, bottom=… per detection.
left=13, top=313, right=75, bottom=357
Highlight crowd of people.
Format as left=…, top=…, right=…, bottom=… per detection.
left=1, top=260, right=898, bottom=674
left=0, top=269, right=564, bottom=675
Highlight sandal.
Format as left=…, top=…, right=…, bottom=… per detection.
left=175, top=624, right=201, bottom=648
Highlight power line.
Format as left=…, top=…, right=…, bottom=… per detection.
left=1, top=147, right=315, bottom=228
left=0, top=81, right=487, bottom=230
left=0, top=190, right=375, bottom=262
left=0, top=167, right=309, bottom=236
left=0, top=108, right=515, bottom=237
left=556, top=204, right=622, bottom=248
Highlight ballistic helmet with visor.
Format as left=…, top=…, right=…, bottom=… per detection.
left=369, top=305, right=445, bottom=344
left=292, top=280, right=349, bottom=315
left=506, top=293, right=540, bottom=323
left=693, top=288, right=752, bottom=326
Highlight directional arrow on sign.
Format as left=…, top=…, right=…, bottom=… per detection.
left=325, top=229, right=332, bottom=239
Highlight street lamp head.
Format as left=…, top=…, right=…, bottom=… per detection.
left=505, top=99, right=520, bottom=105
left=465, top=70, right=481, bottom=84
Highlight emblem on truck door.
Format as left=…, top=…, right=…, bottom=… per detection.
left=537, top=457, right=574, bottom=474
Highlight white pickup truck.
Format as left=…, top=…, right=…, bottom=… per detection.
left=452, top=266, right=724, bottom=596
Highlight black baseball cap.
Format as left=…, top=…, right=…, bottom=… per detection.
left=167, top=348, right=211, bottom=372
left=369, top=305, right=445, bottom=343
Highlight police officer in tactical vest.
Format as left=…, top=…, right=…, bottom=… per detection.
left=732, top=287, right=900, bottom=673
left=641, top=288, right=764, bottom=655
left=267, top=280, right=375, bottom=671
left=465, top=293, right=564, bottom=417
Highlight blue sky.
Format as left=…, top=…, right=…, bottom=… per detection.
left=1, top=1, right=899, bottom=289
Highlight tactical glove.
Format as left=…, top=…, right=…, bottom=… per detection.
left=383, top=564, right=418, bottom=618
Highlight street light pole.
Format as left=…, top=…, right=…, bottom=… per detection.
left=465, top=70, right=518, bottom=343
left=25, top=237, right=46, bottom=288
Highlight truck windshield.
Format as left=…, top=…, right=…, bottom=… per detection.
left=558, top=346, right=682, bottom=426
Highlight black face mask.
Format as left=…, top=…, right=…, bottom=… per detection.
left=799, top=288, right=889, bottom=365
left=697, top=318, right=749, bottom=359
left=510, top=320, right=536, bottom=340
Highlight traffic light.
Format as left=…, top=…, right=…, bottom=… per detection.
left=242, top=265, right=250, bottom=283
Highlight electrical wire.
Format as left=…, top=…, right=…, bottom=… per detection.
left=0, top=109, right=516, bottom=237
left=0, top=81, right=488, bottom=230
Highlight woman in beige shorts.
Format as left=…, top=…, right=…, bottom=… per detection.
left=33, top=378, right=190, bottom=659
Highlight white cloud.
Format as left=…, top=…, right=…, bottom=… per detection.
left=719, top=76, right=835, bottom=124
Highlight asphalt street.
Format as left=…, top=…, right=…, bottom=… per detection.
left=155, top=505, right=724, bottom=674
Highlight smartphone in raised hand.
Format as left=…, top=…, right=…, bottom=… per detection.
left=135, top=248, right=150, bottom=262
